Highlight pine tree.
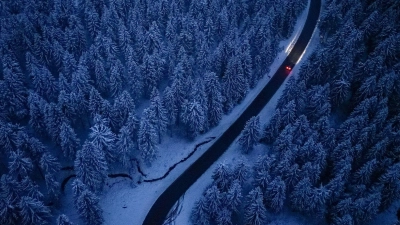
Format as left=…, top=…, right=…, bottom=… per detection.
left=191, top=196, right=210, bottom=225
left=111, top=91, right=135, bottom=131
left=89, top=115, right=117, bottom=163
left=216, top=207, right=232, bottom=225
left=212, top=163, right=232, bottom=191
left=181, top=99, right=206, bottom=138
left=290, top=178, right=330, bottom=217
left=262, top=109, right=282, bottom=144
left=139, top=109, right=158, bottom=164
left=74, top=141, right=108, bottom=192
left=223, top=55, right=247, bottom=110
left=76, top=189, right=104, bottom=225
left=89, top=88, right=105, bottom=118
left=18, top=196, right=51, bottom=225
left=94, top=60, right=109, bottom=95
left=2, top=66, right=28, bottom=119
left=28, top=91, right=48, bottom=137
left=244, top=187, right=267, bottom=225
left=204, top=72, right=224, bottom=127
left=30, top=65, right=59, bottom=102
left=264, top=176, right=286, bottom=213
left=44, top=103, right=67, bottom=145
left=239, top=116, right=260, bottom=154
left=353, top=159, right=377, bottom=185
left=148, top=88, right=168, bottom=143
left=116, top=125, right=135, bottom=168
left=40, top=152, right=61, bottom=199
left=57, top=214, right=74, bottom=225
left=109, top=59, right=125, bottom=97
left=232, top=160, right=250, bottom=184
left=60, top=122, right=80, bottom=159
left=227, top=180, right=242, bottom=212
left=8, top=150, right=33, bottom=180
left=205, top=185, right=221, bottom=219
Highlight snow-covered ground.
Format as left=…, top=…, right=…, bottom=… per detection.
left=174, top=26, right=321, bottom=225
left=57, top=2, right=317, bottom=224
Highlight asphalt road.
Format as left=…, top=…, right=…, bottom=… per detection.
left=143, top=0, right=321, bottom=224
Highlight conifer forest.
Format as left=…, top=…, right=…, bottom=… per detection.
left=0, top=0, right=400, bottom=224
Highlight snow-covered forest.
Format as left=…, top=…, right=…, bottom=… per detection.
left=192, top=0, right=400, bottom=224
left=0, top=0, right=310, bottom=224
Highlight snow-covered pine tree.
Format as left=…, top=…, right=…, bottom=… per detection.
left=264, top=176, right=286, bottom=213
left=205, top=185, right=222, bottom=219
left=18, top=196, right=51, bottom=225
left=232, top=160, right=250, bottom=184
left=191, top=196, right=210, bottom=225
left=227, top=180, right=242, bottom=212
left=212, top=163, right=232, bottom=191
left=116, top=125, right=135, bottom=168
left=216, top=207, right=232, bottom=225
left=89, top=114, right=117, bottom=163
left=76, top=189, right=104, bottom=225
left=148, top=88, right=168, bottom=143
left=111, top=91, right=135, bottom=131
left=239, top=116, right=260, bottom=154
left=181, top=99, right=206, bottom=138
left=244, top=187, right=267, bottom=225
left=60, top=122, right=80, bottom=159
left=57, top=214, right=74, bottom=225
left=39, top=152, right=61, bottom=199
left=138, top=108, right=158, bottom=164
left=204, top=72, right=224, bottom=128
left=74, top=141, right=108, bottom=192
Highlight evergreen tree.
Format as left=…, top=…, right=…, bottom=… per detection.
left=89, top=115, right=117, bottom=163
left=18, top=196, right=51, bottom=225
left=223, top=55, right=247, bottom=110
left=232, top=160, right=250, bottom=184
left=290, top=178, right=330, bottom=217
left=216, top=207, right=232, bottom=225
left=148, top=88, right=168, bottom=143
left=181, top=99, right=206, bottom=138
left=191, top=196, right=210, bottom=225
left=264, top=176, right=286, bottom=213
left=352, top=191, right=381, bottom=224
left=111, top=91, right=135, bottom=131
left=89, top=88, right=105, bottom=118
left=8, top=150, right=33, bottom=180
left=2, top=67, right=28, bottom=119
left=204, top=72, right=224, bottom=127
left=28, top=91, right=48, bottom=137
left=94, top=60, right=109, bottom=94
left=44, top=103, right=67, bottom=145
left=138, top=109, right=158, bottom=164
left=227, top=180, right=242, bottom=212
left=212, top=163, right=232, bottom=191
left=60, top=122, right=80, bottom=159
left=76, top=189, right=104, bottom=225
left=116, top=125, right=135, bottom=168
left=205, top=185, right=221, bottom=219
left=353, top=159, right=377, bottom=185
left=57, top=214, right=74, bottom=225
left=244, top=187, right=267, bottom=225
left=239, top=116, right=260, bottom=154
left=40, top=152, right=61, bottom=198
left=30, top=65, right=59, bottom=102
left=74, top=141, right=108, bottom=192
left=262, top=109, right=282, bottom=144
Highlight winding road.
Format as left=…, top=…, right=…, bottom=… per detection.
left=143, top=0, right=321, bottom=224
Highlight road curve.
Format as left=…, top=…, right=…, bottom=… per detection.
left=143, top=0, right=321, bottom=224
